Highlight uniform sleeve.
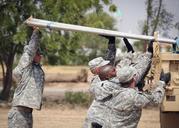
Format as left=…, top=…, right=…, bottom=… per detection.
left=116, top=52, right=133, bottom=69
left=13, top=30, right=40, bottom=82
left=116, top=58, right=131, bottom=68
left=89, top=75, right=101, bottom=94
left=134, top=81, right=165, bottom=108
left=132, top=52, right=152, bottom=84
left=104, top=38, right=116, bottom=65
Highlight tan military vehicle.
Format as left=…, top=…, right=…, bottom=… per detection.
left=160, top=52, right=179, bottom=128
left=146, top=42, right=179, bottom=128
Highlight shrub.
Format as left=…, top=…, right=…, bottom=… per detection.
left=64, top=91, right=92, bottom=107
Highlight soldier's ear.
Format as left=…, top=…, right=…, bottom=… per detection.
left=129, top=78, right=136, bottom=88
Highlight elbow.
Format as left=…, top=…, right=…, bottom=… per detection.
left=12, top=68, right=22, bottom=83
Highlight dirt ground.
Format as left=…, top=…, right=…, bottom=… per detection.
left=0, top=66, right=161, bottom=128
left=0, top=81, right=161, bottom=128
left=0, top=107, right=160, bottom=128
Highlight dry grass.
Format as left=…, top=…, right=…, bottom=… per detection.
left=42, top=65, right=88, bottom=74
left=0, top=107, right=160, bottom=128
left=0, top=66, right=161, bottom=128
left=0, top=65, right=90, bottom=78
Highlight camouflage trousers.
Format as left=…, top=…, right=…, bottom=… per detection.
left=8, top=107, right=33, bottom=128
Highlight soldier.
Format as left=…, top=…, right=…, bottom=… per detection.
left=8, top=27, right=45, bottom=128
left=102, top=67, right=171, bottom=128
left=88, top=35, right=116, bottom=76
left=84, top=35, right=117, bottom=128
left=84, top=57, right=116, bottom=128
left=88, top=36, right=135, bottom=82
left=89, top=39, right=154, bottom=100
left=116, top=38, right=154, bottom=91
left=84, top=39, right=153, bottom=128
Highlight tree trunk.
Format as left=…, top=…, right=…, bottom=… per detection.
left=143, top=0, right=153, bottom=52
left=0, top=53, right=15, bottom=101
left=151, top=0, right=162, bottom=35
left=0, top=59, right=5, bottom=85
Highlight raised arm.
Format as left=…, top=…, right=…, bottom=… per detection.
left=133, top=40, right=154, bottom=90
left=134, top=72, right=170, bottom=107
left=134, top=81, right=165, bottom=108
left=13, top=28, right=41, bottom=82
left=100, top=35, right=116, bottom=65
left=123, top=37, right=134, bottom=53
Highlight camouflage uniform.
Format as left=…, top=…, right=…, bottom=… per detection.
left=116, top=52, right=152, bottom=84
left=8, top=30, right=45, bottom=128
left=84, top=37, right=116, bottom=128
left=84, top=52, right=152, bottom=128
left=87, top=78, right=165, bottom=128
left=8, top=107, right=33, bottom=128
left=103, top=81, right=165, bottom=128
left=83, top=78, right=120, bottom=128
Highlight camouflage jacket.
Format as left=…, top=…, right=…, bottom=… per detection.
left=90, top=52, right=152, bottom=100
left=84, top=52, right=152, bottom=127
left=12, top=30, right=45, bottom=110
left=116, top=52, right=152, bottom=84
left=84, top=78, right=120, bottom=127
left=103, top=81, right=165, bottom=128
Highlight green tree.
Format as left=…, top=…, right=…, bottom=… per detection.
left=0, top=0, right=40, bottom=100
left=143, top=0, right=174, bottom=36
left=0, top=0, right=117, bottom=100
left=72, top=11, right=116, bottom=64
left=38, top=0, right=117, bottom=65
left=134, top=0, right=174, bottom=51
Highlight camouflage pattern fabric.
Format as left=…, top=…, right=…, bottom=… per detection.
left=84, top=78, right=121, bottom=128
left=116, top=52, right=152, bottom=84
left=116, top=66, right=136, bottom=83
left=84, top=38, right=117, bottom=127
left=8, top=107, right=33, bottom=128
left=83, top=100, right=109, bottom=128
left=84, top=52, right=152, bottom=128
left=130, top=52, right=152, bottom=84
left=103, top=81, right=165, bottom=128
left=116, top=51, right=134, bottom=67
left=90, top=52, right=152, bottom=101
left=88, top=57, right=110, bottom=70
left=90, top=78, right=120, bottom=101
left=12, top=30, right=45, bottom=110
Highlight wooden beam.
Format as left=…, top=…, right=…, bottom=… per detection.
left=25, top=17, right=176, bottom=44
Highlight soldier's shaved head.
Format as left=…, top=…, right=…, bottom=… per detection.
left=98, top=65, right=116, bottom=80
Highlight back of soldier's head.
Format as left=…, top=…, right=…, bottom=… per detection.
left=98, top=65, right=116, bottom=80
left=116, top=66, right=136, bottom=84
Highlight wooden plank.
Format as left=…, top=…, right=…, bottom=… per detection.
left=25, top=17, right=176, bottom=44
left=161, top=53, right=179, bottom=60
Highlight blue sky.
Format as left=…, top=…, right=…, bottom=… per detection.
left=104, top=0, right=179, bottom=39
